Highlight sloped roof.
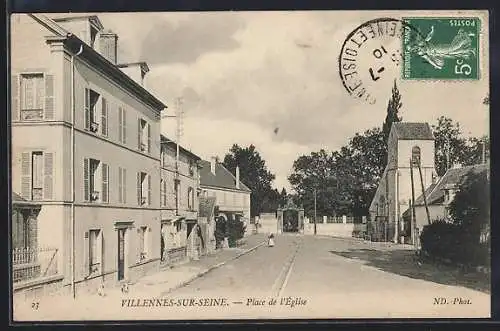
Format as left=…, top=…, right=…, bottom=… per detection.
left=392, top=122, right=434, bottom=140
left=160, top=135, right=201, bottom=161
left=415, top=163, right=489, bottom=206
left=199, top=160, right=251, bottom=192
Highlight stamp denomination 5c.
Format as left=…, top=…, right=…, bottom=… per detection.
left=402, top=17, right=480, bottom=80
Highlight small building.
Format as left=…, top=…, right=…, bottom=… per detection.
left=199, top=157, right=252, bottom=241
left=402, top=163, right=489, bottom=237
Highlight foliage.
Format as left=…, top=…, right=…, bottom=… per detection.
left=432, top=116, right=489, bottom=176
left=214, top=216, right=226, bottom=249
left=223, top=144, right=276, bottom=217
left=382, top=79, right=403, bottom=144
left=214, top=213, right=247, bottom=248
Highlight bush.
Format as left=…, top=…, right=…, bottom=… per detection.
left=214, top=213, right=246, bottom=248
left=420, top=220, right=489, bottom=267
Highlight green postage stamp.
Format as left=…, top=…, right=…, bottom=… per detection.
left=402, top=17, right=480, bottom=80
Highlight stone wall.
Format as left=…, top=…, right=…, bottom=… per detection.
left=303, top=223, right=366, bottom=237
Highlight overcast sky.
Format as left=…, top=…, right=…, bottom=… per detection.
left=98, top=10, right=489, bottom=190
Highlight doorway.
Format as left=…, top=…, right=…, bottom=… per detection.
left=283, top=210, right=299, bottom=232
left=117, top=228, right=126, bottom=281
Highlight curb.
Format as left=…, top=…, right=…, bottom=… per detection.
left=160, top=240, right=267, bottom=295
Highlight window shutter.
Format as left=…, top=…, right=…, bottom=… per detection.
left=118, top=107, right=123, bottom=143
left=84, top=158, right=89, bottom=201
left=118, top=167, right=123, bottom=203
left=21, top=152, right=32, bottom=199
left=101, top=98, right=108, bottom=136
left=123, top=168, right=127, bottom=204
left=84, top=89, right=90, bottom=130
left=148, top=174, right=152, bottom=206
left=147, top=123, right=151, bottom=153
left=44, top=74, right=55, bottom=120
left=11, top=75, right=19, bottom=121
left=137, top=172, right=142, bottom=205
left=160, top=179, right=164, bottom=207
left=83, top=231, right=89, bottom=278
left=138, top=119, right=142, bottom=150
left=102, top=163, right=109, bottom=203
left=97, top=230, right=103, bottom=274
left=122, top=108, right=127, bottom=144
left=43, top=152, right=54, bottom=200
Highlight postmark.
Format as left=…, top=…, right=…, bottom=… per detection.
left=338, top=18, right=421, bottom=104
left=402, top=17, right=480, bottom=80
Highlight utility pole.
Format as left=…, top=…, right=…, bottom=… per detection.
left=314, top=188, right=317, bottom=235
left=409, top=159, right=417, bottom=247
left=417, top=160, right=431, bottom=225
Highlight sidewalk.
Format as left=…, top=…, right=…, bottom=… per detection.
left=14, top=233, right=268, bottom=321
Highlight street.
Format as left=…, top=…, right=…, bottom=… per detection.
left=15, top=234, right=490, bottom=320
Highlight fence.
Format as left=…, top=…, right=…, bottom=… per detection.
left=12, top=247, right=58, bottom=283
left=308, top=216, right=364, bottom=224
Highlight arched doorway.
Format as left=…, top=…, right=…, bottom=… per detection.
left=277, top=198, right=304, bottom=233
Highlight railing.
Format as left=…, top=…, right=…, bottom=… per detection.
left=21, top=109, right=44, bottom=120
left=12, top=247, right=58, bottom=283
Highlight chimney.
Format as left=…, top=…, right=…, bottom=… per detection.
left=236, top=166, right=240, bottom=189
left=210, top=156, right=217, bottom=175
left=99, top=30, right=118, bottom=64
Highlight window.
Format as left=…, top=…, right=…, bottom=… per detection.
left=189, top=162, right=195, bottom=177
left=84, top=88, right=108, bottom=136
left=137, top=172, right=151, bottom=206
left=411, top=146, right=421, bottom=166
left=188, top=187, right=194, bottom=210
left=138, top=118, right=151, bottom=153
left=20, top=74, right=44, bottom=120
left=138, top=226, right=149, bottom=261
left=118, top=167, right=127, bottom=204
left=20, top=151, right=54, bottom=200
left=88, top=229, right=102, bottom=275
left=83, top=158, right=109, bottom=203
left=118, top=107, right=127, bottom=144
left=12, top=211, right=37, bottom=250
left=160, top=179, right=166, bottom=207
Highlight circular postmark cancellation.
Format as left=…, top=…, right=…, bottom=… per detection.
left=338, top=18, right=424, bottom=104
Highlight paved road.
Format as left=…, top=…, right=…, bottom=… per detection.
left=166, top=234, right=490, bottom=319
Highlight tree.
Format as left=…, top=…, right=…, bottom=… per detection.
left=382, top=79, right=403, bottom=144
left=223, top=144, right=276, bottom=217
left=432, top=116, right=468, bottom=176
left=279, top=188, right=288, bottom=207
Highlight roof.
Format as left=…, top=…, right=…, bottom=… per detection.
left=392, top=122, right=434, bottom=140
left=117, top=62, right=150, bottom=74
left=12, top=193, right=41, bottom=207
left=199, top=160, right=251, bottom=193
left=49, top=14, right=104, bottom=30
left=29, top=14, right=167, bottom=112
left=160, top=135, right=201, bottom=161
left=415, top=163, right=489, bottom=206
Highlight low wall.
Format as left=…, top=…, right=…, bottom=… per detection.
left=303, top=223, right=366, bottom=237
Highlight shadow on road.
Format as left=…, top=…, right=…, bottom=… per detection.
left=330, top=248, right=490, bottom=294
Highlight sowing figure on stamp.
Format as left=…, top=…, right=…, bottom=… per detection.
left=407, top=26, right=476, bottom=70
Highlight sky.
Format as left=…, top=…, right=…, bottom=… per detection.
left=96, top=10, right=489, bottom=191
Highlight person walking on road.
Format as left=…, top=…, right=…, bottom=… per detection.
left=268, top=233, right=275, bottom=247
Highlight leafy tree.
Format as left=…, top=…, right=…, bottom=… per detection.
left=279, top=188, right=288, bottom=207
left=382, top=79, right=403, bottom=144
left=223, top=144, right=276, bottom=217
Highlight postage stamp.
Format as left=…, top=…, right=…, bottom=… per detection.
left=402, top=17, right=481, bottom=80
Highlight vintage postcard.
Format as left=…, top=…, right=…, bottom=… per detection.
left=10, top=10, right=490, bottom=321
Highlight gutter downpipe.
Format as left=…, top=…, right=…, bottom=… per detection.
left=71, top=41, right=84, bottom=299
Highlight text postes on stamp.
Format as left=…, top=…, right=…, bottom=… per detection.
left=402, top=17, right=480, bottom=80
left=338, top=18, right=412, bottom=105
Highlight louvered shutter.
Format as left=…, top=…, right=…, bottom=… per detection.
left=97, top=230, right=103, bottom=273
left=147, top=174, right=152, bottom=206
left=44, top=74, right=55, bottom=120
left=11, top=75, right=19, bottom=121
left=83, top=231, right=89, bottom=278
left=101, top=98, right=108, bottom=136
left=137, top=172, right=142, bottom=205
left=147, top=123, right=151, bottom=153
left=123, top=168, right=127, bottom=203
left=118, top=107, right=123, bottom=143
left=83, top=158, right=90, bottom=201
left=84, top=89, right=90, bottom=130
left=43, top=152, right=54, bottom=200
left=102, top=163, right=109, bottom=203
left=118, top=167, right=123, bottom=203
left=138, top=119, right=142, bottom=150
left=122, top=108, right=127, bottom=144
left=21, top=152, right=32, bottom=199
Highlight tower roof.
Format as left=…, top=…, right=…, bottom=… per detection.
left=392, top=122, right=434, bottom=140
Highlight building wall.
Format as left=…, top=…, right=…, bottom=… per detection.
left=202, top=187, right=250, bottom=220
left=414, top=204, right=446, bottom=233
